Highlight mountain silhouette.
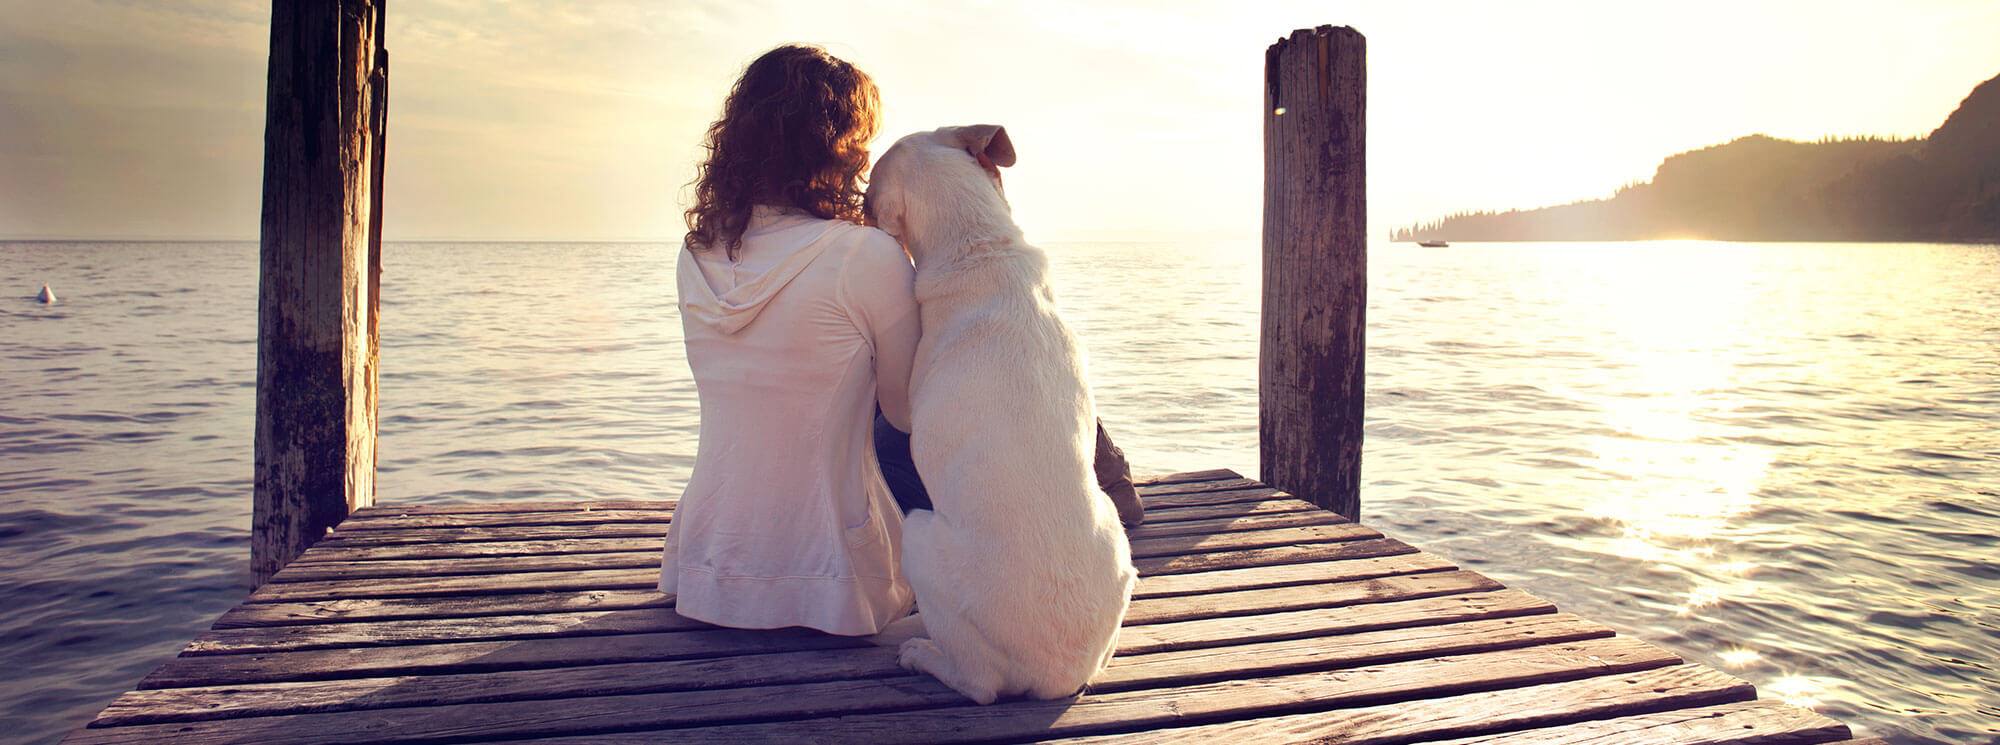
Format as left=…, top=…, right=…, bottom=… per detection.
left=1395, top=73, right=2000, bottom=243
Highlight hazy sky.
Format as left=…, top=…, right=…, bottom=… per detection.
left=3, top=0, right=1997, bottom=241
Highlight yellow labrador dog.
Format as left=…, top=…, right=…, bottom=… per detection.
left=865, top=125, right=1138, bottom=704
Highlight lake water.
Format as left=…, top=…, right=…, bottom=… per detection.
left=2, top=239, right=1996, bottom=744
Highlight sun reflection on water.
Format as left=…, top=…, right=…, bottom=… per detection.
left=1363, top=242, right=1995, bottom=740
left=1556, top=245, right=1786, bottom=615
left=1717, top=648, right=1763, bottom=667
left=1766, top=675, right=1831, bottom=709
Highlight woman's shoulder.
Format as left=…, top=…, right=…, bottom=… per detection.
left=823, top=221, right=906, bottom=263
left=822, top=222, right=912, bottom=297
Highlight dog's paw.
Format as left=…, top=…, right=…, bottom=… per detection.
left=899, top=637, right=999, bottom=704
left=897, top=637, right=943, bottom=673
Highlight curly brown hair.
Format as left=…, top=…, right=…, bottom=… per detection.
left=685, top=45, right=881, bottom=259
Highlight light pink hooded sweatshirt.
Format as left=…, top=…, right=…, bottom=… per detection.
left=661, top=206, right=919, bottom=636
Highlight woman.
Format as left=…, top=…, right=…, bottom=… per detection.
left=661, top=45, right=918, bottom=636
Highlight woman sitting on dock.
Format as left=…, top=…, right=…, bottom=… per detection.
left=661, top=44, right=919, bottom=636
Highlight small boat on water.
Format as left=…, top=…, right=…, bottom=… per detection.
left=1416, top=240, right=1449, bottom=247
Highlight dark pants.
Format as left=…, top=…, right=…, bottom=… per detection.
left=873, top=411, right=1143, bottom=526
left=873, top=411, right=932, bottom=514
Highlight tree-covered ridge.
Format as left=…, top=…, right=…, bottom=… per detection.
left=1395, top=73, right=2000, bottom=243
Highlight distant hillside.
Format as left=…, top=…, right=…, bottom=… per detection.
left=1395, top=73, right=2000, bottom=243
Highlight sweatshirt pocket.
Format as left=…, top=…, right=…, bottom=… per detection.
left=842, top=505, right=898, bottom=581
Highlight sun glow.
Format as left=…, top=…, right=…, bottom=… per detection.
left=1766, top=676, right=1831, bottom=709
left=1575, top=245, right=1774, bottom=551
left=1540, top=243, right=1782, bottom=621
left=1717, top=648, right=1762, bottom=667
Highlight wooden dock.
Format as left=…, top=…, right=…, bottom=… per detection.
left=66, top=469, right=1879, bottom=744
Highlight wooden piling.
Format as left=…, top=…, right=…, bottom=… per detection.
left=1260, top=26, right=1367, bottom=519
left=365, top=7, right=387, bottom=507
left=254, top=0, right=388, bottom=585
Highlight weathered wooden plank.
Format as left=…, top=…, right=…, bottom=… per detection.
left=247, top=537, right=1420, bottom=603
left=79, top=675, right=962, bottom=745
left=1134, top=536, right=1416, bottom=577
left=261, top=526, right=1391, bottom=594
left=311, top=522, right=672, bottom=548
left=197, top=568, right=1494, bottom=655
left=306, top=492, right=1314, bottom=552
left=318, top=470, right=1238, bottom=521
left=1139, top=486, right=1291, bottom=509
left=1417, top=699, right=1852, bottom=744
left=215, top=587, right=669, bottom=628
left=77, top=636, right=1677, bottom=745
left=1118, top=589, right=1553, bottom=655
left=1138, top=522, right=1377, bottom=559
left=138, top=626, right=869, bottom=689
left=1131, top=497, right=1322, bottom=525
left=1095, top=613, right=1615, bottom=693
left=189, top=606, right=711, bottom=655
left=269, top=551, right=661, bottom=583
left=345, top=500, right=674, bottom=516
left=1139, top=477, right=1260, bottom=495
left=1123, top=509, right=1350, bottom=541
left=97, top=646, right=907, bottom=727
left=1135, top=552, right=1455, bottom=599
left=1041, top=664, right=1757, bottom=744
left=220, top=552, right=1458, bottom=629
left=1126, top=569, right=1498, bottom=625
left=285, top=509, right=1344, bottom=566
left=332, top=509, right=677, bottom=531
left=98, top=613, right=1610, bottom=727
left=289, top=536, right=664, bottom=564
left=242, top=568, right=659, bottom=605
left=1128, top=508, right=1344, bottom=536
left=1134, top=468, right=1242, bottom=486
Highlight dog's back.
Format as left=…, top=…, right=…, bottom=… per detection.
left=868, top=125, right=1138, bottom=703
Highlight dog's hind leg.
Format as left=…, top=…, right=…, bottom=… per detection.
left=899, top=637, right=1004, bottom=705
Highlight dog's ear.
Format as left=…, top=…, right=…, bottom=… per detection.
left=865, top=181, right=906, bottom=240
left=952, top=124, right=1015, bottom=168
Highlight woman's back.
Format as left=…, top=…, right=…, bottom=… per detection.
left=663, top=207, right=919, bottom=636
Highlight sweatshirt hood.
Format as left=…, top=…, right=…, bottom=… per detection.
left=679, top=208, right=853, bottom=334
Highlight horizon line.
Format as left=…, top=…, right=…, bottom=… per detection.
left=1, top=233, right=1263, bottom=245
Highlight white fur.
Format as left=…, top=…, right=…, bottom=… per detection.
left=865, top=125, right=1137, bottom=704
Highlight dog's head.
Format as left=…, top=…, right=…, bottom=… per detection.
left=865, top=124, right=1016, bottom=262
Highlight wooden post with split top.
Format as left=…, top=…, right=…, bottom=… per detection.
left=1261, top=25, right=1366, bottom=519
left=253, top=0, right=388, bottom=585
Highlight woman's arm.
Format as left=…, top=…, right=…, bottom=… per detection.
left=845, top=229, right=921, bottom=433
left=873, top=310, right=919, bottom=433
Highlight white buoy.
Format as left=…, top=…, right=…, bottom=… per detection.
left=37, top=284, right=57, bottom=303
